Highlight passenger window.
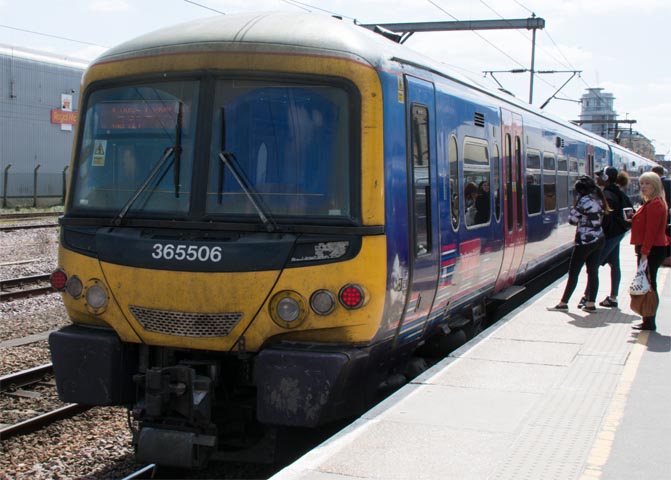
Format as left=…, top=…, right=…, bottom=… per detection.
left=526, top=150, right=541, bottom=215
left=515, top=136, right=523, bottom=230
left=449, top=135, right=459, bottom=230
left=493, top=144, right=501, bottom=222
left=505, top=134, right=513, bottom=233
left=569, top=157, right=579, bottom=203
left=463, top=138, right=490, bottom=227
left=557, top=155, right=568, bottom=209
left=543, top=153, right=556, bottom=212
left=411, top=104, right=431, bottom=257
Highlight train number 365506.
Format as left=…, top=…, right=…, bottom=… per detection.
left=152, top=243, right=222, bottom=262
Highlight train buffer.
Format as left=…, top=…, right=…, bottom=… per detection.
left=271, top=241, right=671, bottom=480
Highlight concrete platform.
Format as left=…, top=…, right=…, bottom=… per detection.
left=271, top=239, right=671, bottom=480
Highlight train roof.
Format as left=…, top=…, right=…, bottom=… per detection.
left=94, top=12, right=651, bottom=165
left=96, top=11, right=490, bottom=91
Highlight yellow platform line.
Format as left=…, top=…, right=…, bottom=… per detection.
left=579, top=268, right=667, bottom=480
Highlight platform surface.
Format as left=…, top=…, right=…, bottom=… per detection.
left=271, top=238, right=671, bottom=480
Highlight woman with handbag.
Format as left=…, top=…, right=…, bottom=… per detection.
left=629, top=171, right=670, bottom=331
left=550, top=176, right=610, bottom=312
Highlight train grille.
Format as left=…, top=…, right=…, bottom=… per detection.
left=129, top=306, right=243, bottom=337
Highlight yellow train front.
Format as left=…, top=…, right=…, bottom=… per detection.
left=49, top=13, right=397, bottom=468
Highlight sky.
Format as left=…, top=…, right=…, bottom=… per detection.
left=1, top=0, right=669, bottom=159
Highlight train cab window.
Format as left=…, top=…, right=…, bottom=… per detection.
left=206, top=79, right=352, bottom=221
left=69, top=81, right=199, bottom=216
left=493, top=144, right=501, bottom=222
left=449, top=136, right=460, bottom=230
left=526, top=150, right=541, bottom=215
left=463, top=137, right=490, bottom=227
left=557, top=156, right=569, bottom=209
left=543, top=153, right=556, bottom=212
left=410, top=104, right=431, bottom=256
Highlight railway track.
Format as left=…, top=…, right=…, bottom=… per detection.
left=0, top=273, right=55, bottom=302
left=0, top=223, right=58, bottom=232
left=0, top=363, right=90, bottom=440
left=0, top=211, right=62, bottom=221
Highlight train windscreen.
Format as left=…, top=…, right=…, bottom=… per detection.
left=70, top=81, right=198, bottom=216
left=206, top=80, right=351, bottom=220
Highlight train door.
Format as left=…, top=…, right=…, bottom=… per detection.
left=395, top=75, right=440, bottom=345
left=496, top=108, right=525, bottom=290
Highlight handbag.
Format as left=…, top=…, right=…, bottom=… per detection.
left=629, top=260, right=650, bottom=295
left=630, top=290, right=658, bottom=317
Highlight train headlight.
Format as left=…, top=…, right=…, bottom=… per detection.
left=84, top=280, right=109, bottom=314
left=65, top=275, right=83, bottom=299
left=269, top=291, right=306, bottom=328
left=339, top=284, right=365, bottom=309
left=50, top=269, right=67, bottom=290
left=310, top=290, right=336, bottom=315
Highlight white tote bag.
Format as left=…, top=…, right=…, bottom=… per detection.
left=629, top=259, right=650, bottom=296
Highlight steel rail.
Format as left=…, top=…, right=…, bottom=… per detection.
left=0, top=403, right=91, bottom=440
left=0, top=274, right=55, bottom=302
left=0, top=223, right=58, bottom=232
left=0, top=212, right=62, bottom=221
left=0, top=363, right=53, bottom=393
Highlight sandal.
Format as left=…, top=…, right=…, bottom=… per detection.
left=599, top=297, right=618, bottom=308
left=548, top=304, right=568, bottom=311
left=582, top=305, right=597, bottom=313
left=577, top=296, right=587, bottom=308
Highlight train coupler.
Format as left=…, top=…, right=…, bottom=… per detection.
left=133, top=364, right=213, bottom=428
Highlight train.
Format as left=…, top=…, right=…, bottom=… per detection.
left=47, top=12, right=657, bottom=468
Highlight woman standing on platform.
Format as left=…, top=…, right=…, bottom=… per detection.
left=550, top=176, right=610, bottom=312
left=579, top=168, right=633, bottom=308
left=629, top=172, right=670, bottom=331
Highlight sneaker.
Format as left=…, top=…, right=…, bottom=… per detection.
left=582, top=305, right=597, bottom=313
left=599, top=297, right=618, bottom=308
left=577, top=296, right=587, bottom=308
left=548, top=304, right=568, bottom=311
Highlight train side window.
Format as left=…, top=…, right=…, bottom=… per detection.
left=463, top=137, right=490, bottom=227
left=493, top=144, right=501, bottom=222
left=515, top=136, right=523, bottom=230
left=449, top=135, right=459, bottom=230
left=411, top=104, right=431, bottom=257
left=569, top=157, right=579, bottom=203
left=543, top=153, right=556, bottom=212
left=526, top=150, right=541, bottom=215
left=505, top=133, right=513, bottom=233
left=557, top=155, right=568, bottom=209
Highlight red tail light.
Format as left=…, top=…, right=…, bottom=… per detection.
left=50, top=269, right=67, bottom=290
left=339, top=284, right=364, bottom=309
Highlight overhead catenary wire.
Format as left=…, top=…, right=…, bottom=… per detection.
left=0, top=24, right=108, bottom=48
left=182, top=0, right=226, bottom=15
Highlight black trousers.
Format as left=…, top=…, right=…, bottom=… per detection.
left=561, top=237, right=605, bottom=304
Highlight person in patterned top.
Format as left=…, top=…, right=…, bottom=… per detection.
left=550, top=175, right=611, bottom=312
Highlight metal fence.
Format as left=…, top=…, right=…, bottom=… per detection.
left=2, top=164, right=69, bottom=207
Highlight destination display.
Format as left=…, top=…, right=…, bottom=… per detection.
left=97, top=101, right=185, bottom=130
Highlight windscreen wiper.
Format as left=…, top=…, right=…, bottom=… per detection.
left=218, top=151, right=277, bottom=232
left=114, top=146, right=175, bottom=225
